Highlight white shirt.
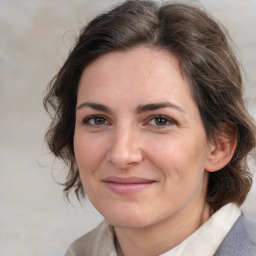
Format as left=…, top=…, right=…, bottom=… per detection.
left=160, top=203, right=241, bottom=256
left=66, top=203, right=241, bottom=256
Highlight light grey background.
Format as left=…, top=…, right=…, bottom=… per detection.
left=0, top=0, right=255, bottom=255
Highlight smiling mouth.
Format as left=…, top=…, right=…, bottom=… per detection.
left=102, top=176, right=156, bottom=194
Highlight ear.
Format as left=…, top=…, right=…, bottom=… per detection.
left=205, top=125, right=237, bottom=172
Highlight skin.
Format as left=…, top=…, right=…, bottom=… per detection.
left=74, top=46, right=228, bottom=255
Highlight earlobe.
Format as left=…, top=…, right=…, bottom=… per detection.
left=205, top=132, right=237, bottom=173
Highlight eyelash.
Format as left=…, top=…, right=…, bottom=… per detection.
left=82, top=115, right=110, bottom=126
left=146, top=115, right=176, bottom=127
left=82, top=114, right=176, bottom=128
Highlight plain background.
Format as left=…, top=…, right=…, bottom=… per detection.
left=0, top=0, right=256, bottom=255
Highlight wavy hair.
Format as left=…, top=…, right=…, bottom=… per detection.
left=44, top=0, right=256, bottom=211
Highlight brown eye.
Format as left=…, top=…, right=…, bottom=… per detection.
left=155, top=117, right=169, bottom=126
left=83, top=115, right=108, bottom=126
left=148, top=115, right=175, bottom=127
left=93, top=116, right=106, bottom=125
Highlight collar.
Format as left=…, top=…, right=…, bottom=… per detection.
left=66, top=203, right=241, bottom=256
left=160, top=203, right=241, bottom=256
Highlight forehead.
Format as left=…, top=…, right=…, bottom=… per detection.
left=79, top=46, right=188, bottom=91
left=77, top=46, right=195, bottom=110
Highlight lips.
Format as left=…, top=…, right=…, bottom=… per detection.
left=102, top=176, right=156, bottom=194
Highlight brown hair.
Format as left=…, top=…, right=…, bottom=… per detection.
left=44, top=0, right=256, bottom=211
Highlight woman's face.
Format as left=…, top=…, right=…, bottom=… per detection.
left=74, top=46, right=213, bottom=229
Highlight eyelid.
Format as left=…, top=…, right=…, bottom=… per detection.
left=82, top=114, right=111, bottom=126
left=145, top=114, right=177, bottom=126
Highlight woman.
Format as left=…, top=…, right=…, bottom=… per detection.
left=44, top=0, right=256, bottom=255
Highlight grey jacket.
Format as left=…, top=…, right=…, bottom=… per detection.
left=215, top=215, right=256, bottom=256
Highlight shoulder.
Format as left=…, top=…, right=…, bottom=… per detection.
left=215, top=215, right=256, bottom=256
left=65, top=220, right=117, bottom=256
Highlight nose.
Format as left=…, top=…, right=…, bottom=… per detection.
left=106, top=126, right=144, bottom=169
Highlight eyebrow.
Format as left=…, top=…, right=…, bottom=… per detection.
left=76, top=101, right=185, bottom=113
left=76, top=102, right=111, bottom=112
left=136, top=102, right=185, bottom=113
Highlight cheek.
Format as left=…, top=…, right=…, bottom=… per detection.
left=149, top=136, right=187, bottom=168
left=149, top=136, right=208, bottom=179
left=73, top=132, right=111, bottom=180
left=73, top=136, right=101, bottom=195
left=74, top=133, right=98, bottom=173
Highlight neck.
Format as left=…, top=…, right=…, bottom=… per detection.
left=114, top=201, right=212, bottom=256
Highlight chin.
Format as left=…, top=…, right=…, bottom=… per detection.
left=101, top=205, right=151, bottom=229
left=107, top=216, right=149, bottom=229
